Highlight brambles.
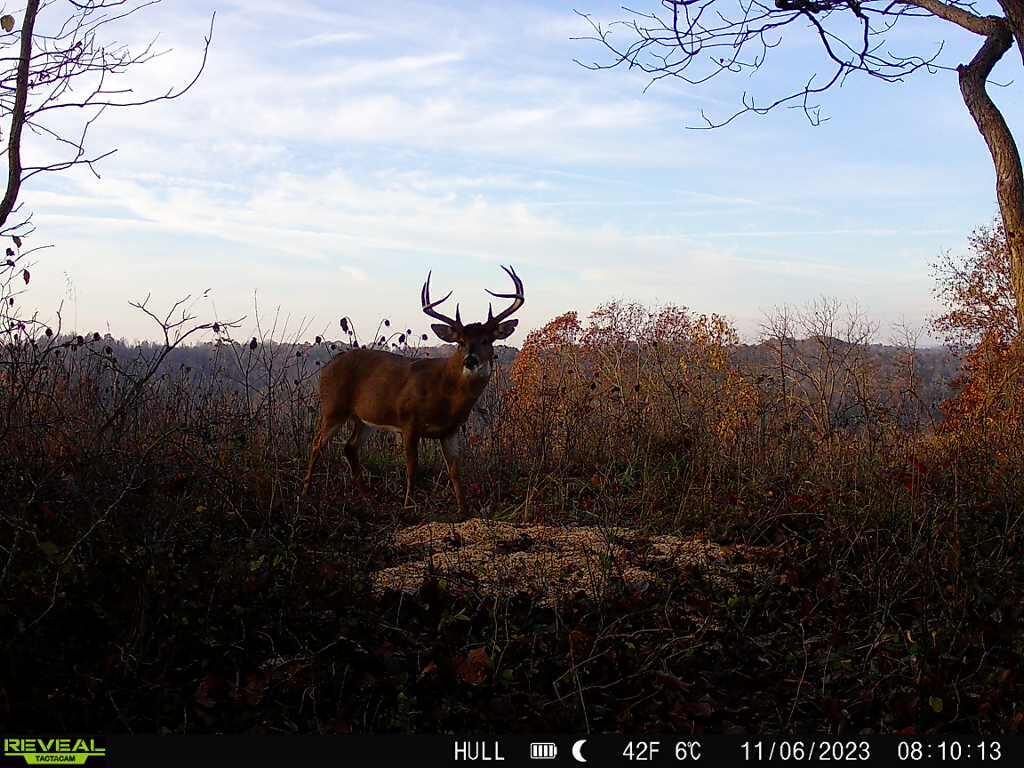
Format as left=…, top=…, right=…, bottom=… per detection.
left=1, top=260, right=1023, bottom=733
left=502, top=303, right=750, bottom=476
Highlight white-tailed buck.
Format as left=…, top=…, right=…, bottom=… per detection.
left=301, top=266, right=525, bottom=514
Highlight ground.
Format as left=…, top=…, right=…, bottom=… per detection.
left=374, top=518, right=771, bottom=603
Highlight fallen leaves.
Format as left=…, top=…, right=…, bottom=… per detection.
left=456, top=647, right=491, bottom=686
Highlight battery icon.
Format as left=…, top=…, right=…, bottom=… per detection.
left=530, top=743, right=558, bottom=759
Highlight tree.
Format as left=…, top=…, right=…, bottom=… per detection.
left=0, top=0, right=213, bottom=239
left=932, top=220, right=1022, bottom=433
left=576, top=0, right=1024, bottom=331
left=932, top=219, right=1017, bottom=348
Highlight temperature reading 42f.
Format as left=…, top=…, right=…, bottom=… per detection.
left=622, top=742, right=660, bottom=761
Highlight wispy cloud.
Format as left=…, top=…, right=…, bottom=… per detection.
left=286, top=31, right=368, bottom=48
left=18, top=0, right=1018, bottom=343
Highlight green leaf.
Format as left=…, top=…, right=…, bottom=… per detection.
left=38, top=541, right=59, bottom=558
left=1, top=16, right=15, bottom=34
left=929, top=696, right=944, bottom=714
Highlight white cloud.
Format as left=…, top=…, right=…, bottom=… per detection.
left=25, top=160, right=944, bottom=343
left=13, top=0, right=1009, bottom=345
left=286, top=31, right=369, bottom=48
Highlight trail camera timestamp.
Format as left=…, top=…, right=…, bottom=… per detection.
left=896, top=741, right=1003, bottom=762
left=737, top=740, right=1007, bottom=764
left=740, top=741, right=872, bottom=761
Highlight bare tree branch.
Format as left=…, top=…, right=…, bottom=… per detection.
left=576, top=0, right=1024, bottom=329
left=0, top=1, right=214, bottom=236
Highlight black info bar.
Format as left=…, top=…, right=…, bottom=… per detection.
left=0, top=736, right=1020, bottom=767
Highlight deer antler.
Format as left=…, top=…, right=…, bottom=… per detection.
left=421, top=271, right=462, bottom=328
left=485, top=265, right=525, bottom=325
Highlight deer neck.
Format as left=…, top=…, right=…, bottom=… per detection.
left=445, top=348, right=490, bottom=396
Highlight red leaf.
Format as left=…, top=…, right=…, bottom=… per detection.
left=823, top=697, right=843, bottom=723
left=1012, top=712, right=1024, bottom=732
left=418, top=661, right=439, bottom=681
left=22, top=269, right=29, bottom=285
left=234, top=671, right=270, bottom=706
left=194, top=674, right=225, bottom=708
left=456, top=647, right=491, bottom=685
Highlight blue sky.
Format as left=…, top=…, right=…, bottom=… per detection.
left=20, top=0, right=1023, bottom=343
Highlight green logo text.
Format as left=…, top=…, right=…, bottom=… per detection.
left=3, top=739, right=106, bottom=765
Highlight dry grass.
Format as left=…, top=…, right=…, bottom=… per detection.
left=1, top=283, right=1023, bottom=733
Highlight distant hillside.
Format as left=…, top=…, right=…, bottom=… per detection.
left=58, top=334, right=960, bottom=419
left=733, top=338, right=961, bottom=417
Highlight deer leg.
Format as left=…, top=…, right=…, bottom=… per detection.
left=440, top=433, right=467, bottom=517
left=402, top=430, right=419, bottom=508
left=302, top=416, right=343, bottom=495
left=344, top=419, right=368, bottom=492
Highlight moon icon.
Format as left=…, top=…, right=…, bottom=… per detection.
left=571, top=739, right=588, bottom=763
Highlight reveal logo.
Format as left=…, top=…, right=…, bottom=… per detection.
left=3, top=739, right=106, bottom=765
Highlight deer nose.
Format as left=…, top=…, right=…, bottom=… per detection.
left=464, top=353, right=480, bottom=370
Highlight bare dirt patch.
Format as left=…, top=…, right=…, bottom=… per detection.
left=372, top=517, right=772, bottom=601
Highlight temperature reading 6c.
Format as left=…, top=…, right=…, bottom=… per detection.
left=675, top=741, right=702, bottom=760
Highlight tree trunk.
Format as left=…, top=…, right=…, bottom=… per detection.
left=998, top=0, right=1024, bottom=63
left=958, top=19, right=1024, bottom=333
left=0, top=0, right=40, bottom=232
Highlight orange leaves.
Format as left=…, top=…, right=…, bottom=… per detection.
left=932, top=219, right=1024, bottom=457
left=456, top=647, right=491, bottom=685
left=940, top=331, right=1024, bottom=447
left=501, top=300, right=747, bottom=465
left=932, top=219, right=1016, bottom=348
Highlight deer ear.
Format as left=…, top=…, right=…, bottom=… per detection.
left=492, top=319, right=518, bottom=340
left=431, top=323, right=461, bottom=343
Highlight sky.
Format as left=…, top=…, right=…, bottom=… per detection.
left=15, top=0, right=1024, bottom=345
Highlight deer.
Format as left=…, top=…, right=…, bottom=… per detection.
left=301, top=265, right=525, bottom=515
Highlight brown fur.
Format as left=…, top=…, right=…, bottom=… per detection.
left=301, top=322, right=513, bottom=514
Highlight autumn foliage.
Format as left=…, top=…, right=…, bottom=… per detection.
left=934, top=221, right=1024, bottom=458
left=503, top=304, right=750, bottom=470
left=2, top=227, right=1024, bottom=734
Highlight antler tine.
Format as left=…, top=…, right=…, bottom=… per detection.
left=484, top=264, right=525, bottom=324
left=421, top=270, right=460, bottom=327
